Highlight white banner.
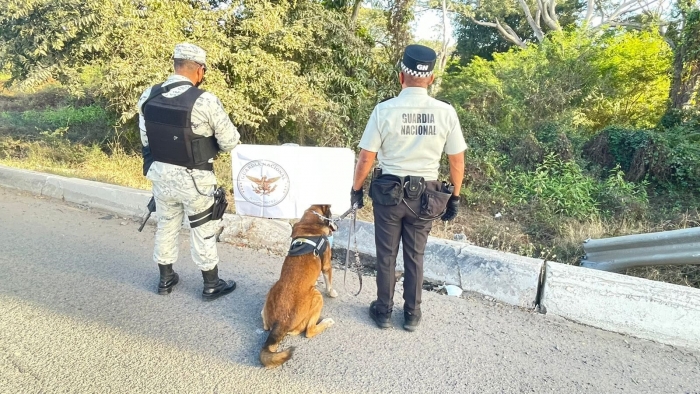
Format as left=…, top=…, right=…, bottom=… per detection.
left=231, top=144, right=355, bottom=219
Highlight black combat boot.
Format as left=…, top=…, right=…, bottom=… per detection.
left=201, top=265, right=236, bottom=301
left=403, top=310, right=422, bottom=332
left=157, top=264, right=179, bottom=295
left=369, top=300, right=392, bottom=329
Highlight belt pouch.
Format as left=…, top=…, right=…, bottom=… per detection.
left=420, top=188, right=451, bottom=217
left=369, top=175, right=403, bottom=206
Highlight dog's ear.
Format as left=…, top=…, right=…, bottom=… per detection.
left=322, top=204, right=331, bottom=218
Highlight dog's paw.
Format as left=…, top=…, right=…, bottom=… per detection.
left=320, top=318, right=335, bottom=327
left=328, top=288, right=338, bottom=298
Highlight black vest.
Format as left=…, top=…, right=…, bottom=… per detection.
left=143, top=83, right=219, bottom=171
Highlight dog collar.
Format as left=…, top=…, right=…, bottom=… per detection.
left=310, top=211, right=338, bottom=231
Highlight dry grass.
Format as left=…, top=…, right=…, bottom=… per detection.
left=626, top=265, right=700, bottom=288
left=0, top=138, right=151, bottom=190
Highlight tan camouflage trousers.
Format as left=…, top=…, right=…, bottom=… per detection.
left=151, top=178, right=220, bottom=271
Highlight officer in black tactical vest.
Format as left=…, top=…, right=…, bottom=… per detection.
left=351, top=44, right=467, bottom=331
left=137, top=43, right=241, bottom=300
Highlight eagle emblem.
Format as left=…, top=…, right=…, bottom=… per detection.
left=246, top=175, right=281, bottom=195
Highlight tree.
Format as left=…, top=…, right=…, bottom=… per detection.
left=452, top=13, right=533, bottom=65
left=440, top=0, right=581, bottom=67
left=664, top=2, right=700, bottom=111
left=320, top=0, right=365, bottom=26
left=386, top=0, right=416, bottom=64
left=448, top=0, right=663, bottom=48
left=0, top=0, right=394, bottom=147
left=439, top=29, right=672, bottom=141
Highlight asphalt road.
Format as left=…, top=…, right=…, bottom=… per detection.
left=1, top=188, right=699, bottom=394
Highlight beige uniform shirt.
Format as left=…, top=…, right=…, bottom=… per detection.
left=358, top=87, right=467, bottom=180
left=138, top=75, right=240, bottom=186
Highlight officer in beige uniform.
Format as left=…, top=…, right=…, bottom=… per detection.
left=138, top=43, right=241, bottom=300
left=351, top=44, right=467, bottom=331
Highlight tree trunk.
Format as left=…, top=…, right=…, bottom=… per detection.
left=387, top=0, right=416, bottom=64
left=668, top=8, right=700, bottom=110
left=460, top=0, right=660, bottom=48
left=517, top=0, right=544, bottom=42
left=439, top=0, right=449, bottom=71
left=350, top=0, right=362, bottom=26
left=669, top=59, right=700, bottom=110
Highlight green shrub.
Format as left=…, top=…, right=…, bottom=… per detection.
left=584, top=30, right=672, bottom=130
left=587, top=120, right=700, bottom=192
left=0, top=105, right=114, bottom=143
left=596, top=165, right=649, bottom=219
left=657, top=119, right=700, bottom=191
left=506, top=153, right=599, bottom=219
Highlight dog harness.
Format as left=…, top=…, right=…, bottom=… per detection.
left=288, top=236, right=329, bottom=257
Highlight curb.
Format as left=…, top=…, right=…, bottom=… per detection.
left=0, top=166, right=152, bottom=218
left=335, top=218, right=700, bottom=352
left=541, top=261, right=700, bottom=351
left=333, top=219, right=543, bottom=309
left=2, top=165, right=699, bottom=352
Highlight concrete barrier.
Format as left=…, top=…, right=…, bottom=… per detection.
left=541, top=261, right=700, bottom=351
left=0, top=166, right=48, bottom=195
left=0, top=166, right=152, bottom=217
left=333, top=218, right=543, bottom=309
left=0, top=166, right=294, bottom=252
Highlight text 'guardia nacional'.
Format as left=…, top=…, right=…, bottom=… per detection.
left=401, top=113, right=437, bottom=136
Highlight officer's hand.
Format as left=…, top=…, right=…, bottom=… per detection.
left=441, top=195, right=460, bottom=221
left=350, top=187, right=364, bottom=209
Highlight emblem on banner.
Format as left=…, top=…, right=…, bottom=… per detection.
left=236, top=160, right=290, bottom=207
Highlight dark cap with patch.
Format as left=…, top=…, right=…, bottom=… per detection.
left=400, top=44, right=437, bottom=78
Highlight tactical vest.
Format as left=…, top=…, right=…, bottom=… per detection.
left=142, top=82, right=219, bottom=171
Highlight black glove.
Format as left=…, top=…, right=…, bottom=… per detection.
left=441, top=195, right=460, bottom=221
left=350, top=187, right=364, bottom=209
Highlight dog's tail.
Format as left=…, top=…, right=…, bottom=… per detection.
left=260, top=323, right=295, bottom=368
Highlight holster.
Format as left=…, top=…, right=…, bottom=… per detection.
left=211, top=187, right=228, bottom=221
left=147, top=196, right=156, bottom=213
left=188, top=187, right=227, bottom=229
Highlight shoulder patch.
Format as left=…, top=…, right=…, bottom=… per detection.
left=437, top=98, right=452, bottom=106
left=379, top=96, right=394, bottom=104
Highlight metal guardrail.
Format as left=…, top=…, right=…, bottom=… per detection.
left=580, top=227, right=700, bottom=272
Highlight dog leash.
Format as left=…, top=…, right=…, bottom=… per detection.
left=336, top=206, right=354, bottom=221
left=312, top=206, right=363, bottom=296
left=342, top=203, right=363, bottom=296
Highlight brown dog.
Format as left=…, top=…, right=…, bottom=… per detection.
left=260, top=204, right=338, bottom=368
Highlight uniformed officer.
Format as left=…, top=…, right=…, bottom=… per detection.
left=138, top=43, right=241, bottom=300
left=351, top=44, right=467, bottom=331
